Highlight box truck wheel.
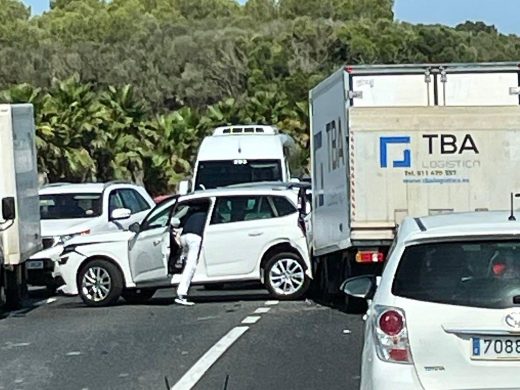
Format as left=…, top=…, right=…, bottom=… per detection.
left=0, top=268, right=5, bottom=308
left=4, top=265, right=27, bottom=310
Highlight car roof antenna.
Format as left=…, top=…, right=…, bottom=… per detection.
left=508, top=192, right=520, bottom=221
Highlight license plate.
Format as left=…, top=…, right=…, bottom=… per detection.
left=472, top=337, right=520, bottom=360
left=26, top=260, right=44, bottom=270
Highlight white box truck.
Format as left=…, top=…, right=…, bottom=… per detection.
left=0, top=104, right=41, bottom=309
left=179, top=125, right=299, bottom=193
left=309, top=62, right=520, bottom=306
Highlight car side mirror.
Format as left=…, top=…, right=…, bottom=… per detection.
left=289, top=177, right=300, bottom=183
left=111, top=208, right=132, bottom=221
left=170, top=217, right=181, bottom=229
left=128, top=222, right=140, bottom=233
left=178, top=180, right=191, bottom=196
left=2, top=197, right=15, bottom=221
left=340, top=275, right=376, bottom=300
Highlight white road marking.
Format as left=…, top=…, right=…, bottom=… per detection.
left=171, top=326, right=249, bottom=390
left=264, top=300, right=279, bottom=306
left=241, top=316, right=261, bottom=324
left=197, top=315, right=218, bottom=321
left=254, top=307, right=271, bottom=314
left=9, top=342, right=31, bottom=348
left=66, top=351, right=82, bottom=356
left=46, top=298, right=57, bottom=304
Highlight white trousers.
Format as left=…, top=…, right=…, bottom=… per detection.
left=177, top=233, right=202, bottom=297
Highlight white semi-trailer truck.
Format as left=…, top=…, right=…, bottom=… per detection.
left=309, top=62, right=520, bottom=308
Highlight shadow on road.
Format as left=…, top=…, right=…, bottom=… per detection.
left=0, top=287, right=55, bottom=320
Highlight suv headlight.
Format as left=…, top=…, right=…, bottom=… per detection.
left=55, top=229, right=91, bottom=245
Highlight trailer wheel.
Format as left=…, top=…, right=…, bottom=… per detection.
left=77, top=260, right=123, bottom=307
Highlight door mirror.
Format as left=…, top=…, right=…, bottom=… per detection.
left=170, top=217, right=181, bottom=229
left=111, top=208, right=132, bottom=221
left=128, top=222, right=140, bottom=233
left=1, top=197, right=15, bottom=221
left=289, top=177, right=300, bottom=183
left=178, top=180, right=191, bottom=196
left=340, top=275, right=376, bottom=300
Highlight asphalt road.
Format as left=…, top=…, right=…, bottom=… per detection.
left=0, top=286, right=363, bottom=390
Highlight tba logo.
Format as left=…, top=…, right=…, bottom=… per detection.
left=380, top=136, right=411, bottom=168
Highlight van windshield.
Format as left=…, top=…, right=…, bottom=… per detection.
left=195, top=159, right=282, bottom=189
left=392, top=240, right=520, bottom=309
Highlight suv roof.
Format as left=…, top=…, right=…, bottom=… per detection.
left=182, top=186, right=298, bottom=201
left=39, top=181, right=137, bottom=195
left=400, top=211, right=520, bottom=243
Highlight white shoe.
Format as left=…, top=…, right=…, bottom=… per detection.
left=175, top=296, right=194, bottom=306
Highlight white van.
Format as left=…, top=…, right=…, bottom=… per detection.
left=179, top=125, right=298, bottom=193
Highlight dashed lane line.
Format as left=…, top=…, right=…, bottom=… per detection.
left=171, top=326, right=249, bottom=390
left=254, top=307, right=271, bottom=314
left=241, top=316, right=261, bottom=324
left=171, top=300, right=280, bottom=389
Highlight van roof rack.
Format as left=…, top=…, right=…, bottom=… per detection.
left=213, top=125, right=279, bottom=136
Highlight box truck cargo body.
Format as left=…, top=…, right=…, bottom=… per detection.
left=0, top=104, right=41, bottom=308
left=309, top=62, right=520, bottom=303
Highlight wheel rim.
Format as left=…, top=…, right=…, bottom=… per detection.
left=81, top=266, right=112, bottom=302
left=269, top=258, right=305, bottom=296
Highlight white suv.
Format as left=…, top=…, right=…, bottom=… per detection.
left=54, top=186, right=312, bottom=306
left=342, top=211, right=520, bottom=390
left=27, top=181, right=155, bottom=289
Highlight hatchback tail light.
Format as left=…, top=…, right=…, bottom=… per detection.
left=373, top=305, right=412, bottom=363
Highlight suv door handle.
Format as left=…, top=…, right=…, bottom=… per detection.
left=153, top=239, right=162, bottom=246
left=248, top=232, right=264, bottom=237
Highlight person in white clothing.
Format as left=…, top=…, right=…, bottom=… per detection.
left=175, top=206, right=207, bottom=306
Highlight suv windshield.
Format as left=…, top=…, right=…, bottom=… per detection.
left=40, top=193, right=103, bottom=220
left=195, top=159, right=282, bottom=189
left=393, top=240, right=520, bottom=309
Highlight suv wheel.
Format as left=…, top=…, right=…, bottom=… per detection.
left=265, top=252, right=310, bottom=300
left=77, top=260, right=123, bottom=307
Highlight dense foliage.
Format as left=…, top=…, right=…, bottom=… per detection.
left=0, top=0, right=517, bottom=194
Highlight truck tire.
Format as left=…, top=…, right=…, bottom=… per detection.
left=0, top=269, right=6, bottom=308
left=264, top=252, right=310, bottom=300
left=122, top=288, right=156, bottom=304
left=4, top=265, right=27, bottom=310
left=77, top=260, right=123, bottom=307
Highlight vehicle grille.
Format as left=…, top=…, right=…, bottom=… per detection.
left=42, top=238, right=56, bottom=249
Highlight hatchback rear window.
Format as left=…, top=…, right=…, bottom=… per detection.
left=392, top=240, right=520, bottom=309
